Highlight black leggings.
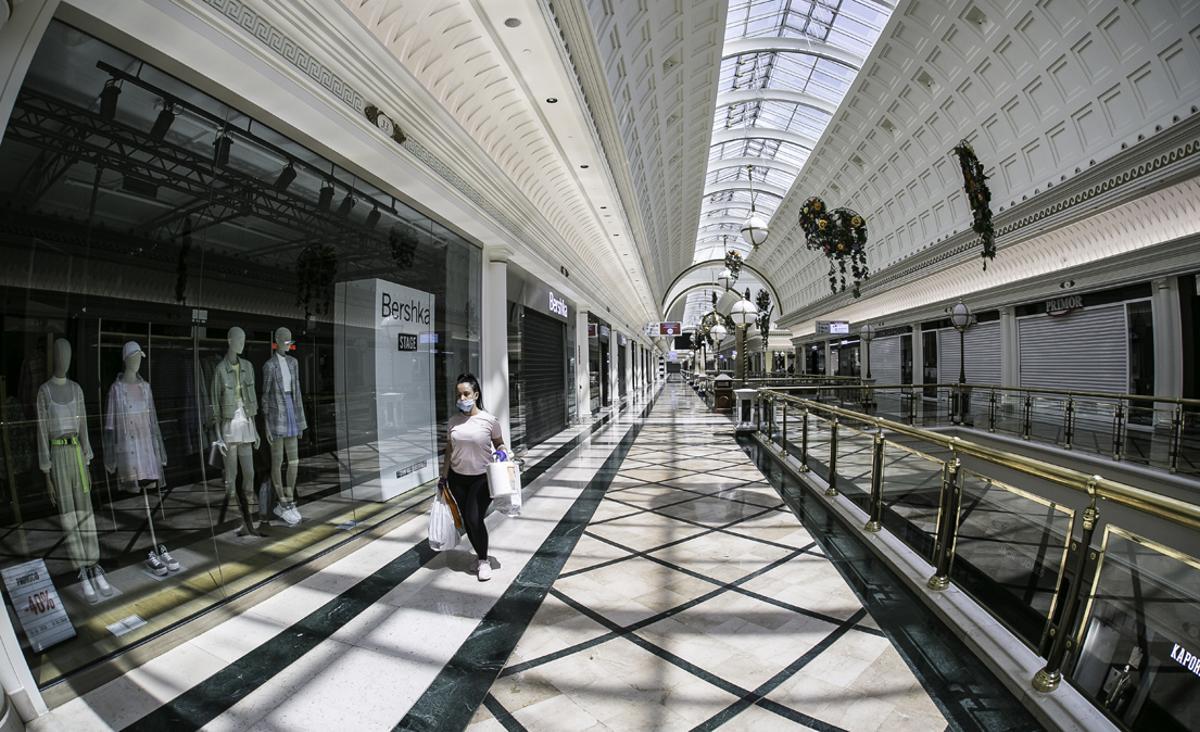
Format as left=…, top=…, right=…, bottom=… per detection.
left=447, top=470, right=491, bottom=560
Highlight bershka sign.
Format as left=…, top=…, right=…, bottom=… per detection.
left=548, top=291, right=569, bottom=319
left=381, top=292, right=430, bottom=324
left=1170, top=642, right=1200, bottom=677
left=1046, top=294, right=1083, bottom=316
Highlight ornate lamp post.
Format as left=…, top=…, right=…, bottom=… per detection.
left=949, top=300, right=974, bottom=424
left=730, top=297, right=758, bottom=386
left=859, top=323, right=876, bottom=381
left=717, top=268, right=735, bottom=291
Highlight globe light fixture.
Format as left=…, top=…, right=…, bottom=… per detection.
left=949, top=300, right=974, bottom=424
left=717, top=268, right=734, bottom=291
left=710, top=323, right=727, bottom=342
left=740, top=165, right=769, bottom=250
left=859, top=323, right=876, bottom=381
left=729, top=297, right=758, bottom=384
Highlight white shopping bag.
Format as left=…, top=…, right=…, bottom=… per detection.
left=486, top=460, right=521, bottom=498
left=427, top=488, right=460, bottom=552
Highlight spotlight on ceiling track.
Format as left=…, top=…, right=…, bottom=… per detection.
left=212, top=129, right=232, bottom=167
left=149, top=101, right=175, bottom=141
left=337, top=193, right=356, bottom=218
left=99, top=78, right=120, bottom=121
left=365, top=206, right=381, bottom=229
left=318, top=180, right=335, bottom=211
left=274, top=161, right=297, bottom=191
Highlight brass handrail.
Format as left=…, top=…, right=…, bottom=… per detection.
left=768, top=381, right=1200, bottom=408
left=759, top=389, right=1200, bottom=532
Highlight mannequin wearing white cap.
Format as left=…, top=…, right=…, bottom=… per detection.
left=104, top=341, right=178, bottom=577
left=210, top=326, right=262, bottom=537
left=36, top=338, right=106, bottom=602
left=261, top=327, right=307, bottom=526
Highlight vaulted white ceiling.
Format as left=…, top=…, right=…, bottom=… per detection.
left=752, top=0, right=1200, bottom=325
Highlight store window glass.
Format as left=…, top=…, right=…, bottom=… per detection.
left=0, top=22, right=479, bottom=687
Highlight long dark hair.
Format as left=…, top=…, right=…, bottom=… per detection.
left=455, top=372, right=483, bottom=410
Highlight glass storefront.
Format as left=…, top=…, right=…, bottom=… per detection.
left=0, top=22, right=479, bottom=687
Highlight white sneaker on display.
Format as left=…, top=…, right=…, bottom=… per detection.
left=91, top=566, right=113, bottom=596
left=78, top=569, right=97, bottom=602
left=287, top=503, right=302, bottom=525
left=158, top=545, right=180, bottom=572
left=476, top=560, right=492, bottom=582
left=146, top=550, right=168, bottom=577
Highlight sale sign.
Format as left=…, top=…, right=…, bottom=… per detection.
left=1, top=558, right=75, bottom=652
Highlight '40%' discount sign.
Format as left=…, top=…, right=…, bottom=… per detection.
left=1, top=558, right=75, bottom=652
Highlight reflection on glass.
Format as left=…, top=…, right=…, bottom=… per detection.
left=1073, top=527, right=1200, bottom=731
left=0, top=21, right=479, bottom=686
left=879, top=447, right=942, bottom=562
left=950, top=472, right=1072, bottom=648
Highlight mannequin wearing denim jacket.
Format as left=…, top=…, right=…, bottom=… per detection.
left=261, top=327, right=307, bottom=526
left=210, top=327, right=261, bottom=537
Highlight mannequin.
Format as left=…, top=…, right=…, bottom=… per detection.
left=104, top=341, right=179, bottom=576
left=36, top=338, right=108, bottom=601
left=261, top=327, right=307, bottom=526
left=210, top=327, right=262, bottom=537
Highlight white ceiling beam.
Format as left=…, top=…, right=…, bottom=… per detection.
left=710, top=125, right=818, bottom=149
left=706, top=156, right=803, bottom=178
left=703, top=180, right=790, bottom=200
left=722, top=36, right=865, bottom=69
left=716, top=88, right=838, bottom=116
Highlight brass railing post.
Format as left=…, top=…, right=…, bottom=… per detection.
left=1033, top=484, right=1101, bottom=693
left=1168, top=404, right=1182, bottom=473
left=864, top=429, right=885, bottom=532
left=908, top=386, right=916, bottom=425
left=1022, top=393, right=1033, bottom=440
left=826, top=417, right=839, bottom=496
left=800, top=407, right=810, bottom=472
left=1112, top=402, right=1126, bottom=461
left=780, top=402, right=788, bottom=454
left=1063, top=396, right=1075, bottom=450
left=926, top=457, right=962, bottom=591
left=988, top=389, right=997, bottom=432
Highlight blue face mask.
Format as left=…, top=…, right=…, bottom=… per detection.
left=457, top=398, right=475, bottom=414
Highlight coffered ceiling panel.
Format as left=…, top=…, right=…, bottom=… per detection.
left=755, top=0, right=1200, bottom=323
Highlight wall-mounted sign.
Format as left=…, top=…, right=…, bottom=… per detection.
left=364, top=104, right=406, bottom=145
left=1169, top=642, right=1200, bottom=677
left=659, top=322, right=681, bottom=336
left=1, top=559, right=75, bottom=652
left=816, top=320, right=850, bottom=335
left=587, top=323, right=597, bottom=338
left=548, top=291, right=569, bottom=319
left=1045, top=294, right=1083, bottom=316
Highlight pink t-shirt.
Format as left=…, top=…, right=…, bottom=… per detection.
left=447, top=410, right=503, bottom=475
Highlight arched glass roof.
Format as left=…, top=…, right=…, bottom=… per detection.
left=695, top=0, right=894, bottom=265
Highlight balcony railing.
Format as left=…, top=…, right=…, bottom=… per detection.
left=751, top=388, right=1200, bottom=730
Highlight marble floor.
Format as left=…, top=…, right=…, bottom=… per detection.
left=29, top=380, right=1040, bottom=731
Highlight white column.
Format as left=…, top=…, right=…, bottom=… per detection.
left=575, top=309, right=591, bottom=420
left=1152, top=277, right=1184, bottom=399
left=824, top=341, right=833, bottom=376
left=911, top=325, right=925, bottom=386
left=999, top=307, right=1018, bottom=387
left=482, top=247, right=511, bottom=443
left=0, top=0, right=58, bottom=146
left=625, top=339, right=634, bottom=402
left=610, top=334, right=620, bottom=409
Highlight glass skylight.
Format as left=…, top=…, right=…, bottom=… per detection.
left=694, top=0, right=894, bottom=265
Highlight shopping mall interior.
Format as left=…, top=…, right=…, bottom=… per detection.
left=0, top=0, right=1197, bottom=730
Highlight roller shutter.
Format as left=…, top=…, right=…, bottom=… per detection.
left=870, top=335, right=902, bottom=385
left=938, top=321, right=1002, bottom=385
left=1019, top=305, right=1127, bottom=394
left=521, top=308, right=567, bottom=447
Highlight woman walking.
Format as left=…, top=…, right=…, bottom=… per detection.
left=440, top=373, right=509, bottom=581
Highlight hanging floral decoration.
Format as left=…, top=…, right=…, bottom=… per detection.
left=755, top=289, right=772, bottom=349
left=799, top=196, right=870, bottom=297
left=952, top=140, right=995, bottom=268
left=724, top=249, right=743, bottom=281
left=697, top=310, right=734, bottom=348
left=296, top=243, right=338, bottom=318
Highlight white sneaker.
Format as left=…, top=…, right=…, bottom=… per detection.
left=158, top=545, right=180, bottom=572
left=476, top=560, right=492, bottom=582
left=79, top=569, right=97, bottom=602
left=146, top=550, right=168, bottom=577
left=91, top=566, right=113, bottom=596
left=288, top=503, right=303, bottom=525
left=274, top=503, right=300, bottom=527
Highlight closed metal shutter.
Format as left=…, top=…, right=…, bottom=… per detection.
left=870, top=335, right=902, bottom=385
left=521, top=308, right=567, bottom=447
left=938, top=321, right=1001, bottom=385
left=1019, top=305, right=1127, bottom=393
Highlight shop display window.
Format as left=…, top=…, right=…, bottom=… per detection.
left=0, top=22, right=479, bottom=687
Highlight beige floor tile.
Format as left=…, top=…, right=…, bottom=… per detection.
left=560, top=532, right=635, bottom=574
left=552, top=556, right=714, bottom=627
left=587, top=513, right=708, bottom=553
left=738, top=554, right=865, bottom=620
left=648, top=530, right=794, bottom=584
left=658, top=494, right=770, bottom=527
left=620, top=467, right=695, bottom=483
